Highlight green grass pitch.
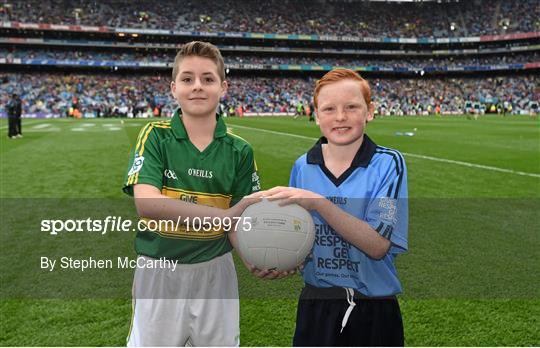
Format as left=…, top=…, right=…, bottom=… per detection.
left=0, top=115, right=539, bottom=346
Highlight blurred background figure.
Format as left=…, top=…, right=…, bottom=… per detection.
left=6, top=93, right=22, bottom=139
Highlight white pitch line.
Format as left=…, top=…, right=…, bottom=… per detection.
left=25, top=127, right=61, bottom=132
left=0, top=119, right=44, bottom=130
left=232, top=124, right=317, bottom=141
left=230, top=124, right=540, bottom=178
left=400, top=153, right=540, bottom=178
left=31, top=123, right=51, bottom=129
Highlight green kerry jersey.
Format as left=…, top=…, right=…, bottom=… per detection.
left=123, top=110, right=260, bottom=263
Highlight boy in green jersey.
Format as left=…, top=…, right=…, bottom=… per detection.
left=123, top=41, right=262, bottom=346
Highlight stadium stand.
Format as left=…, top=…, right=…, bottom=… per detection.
left=2, top=0, right=539, bottom=37
left=0, top=0, right=539, bottom=117
left=2, top=48, right=538, bottom=68
left=1, top=73, right=537, bottom=117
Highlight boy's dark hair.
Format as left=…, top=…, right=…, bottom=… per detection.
left=171, top=41, right=226, bottom=82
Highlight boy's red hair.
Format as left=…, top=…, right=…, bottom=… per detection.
left=313, top=69, right=371, bottom=109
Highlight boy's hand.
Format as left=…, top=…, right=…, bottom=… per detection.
left=264, top=186, right=324, bottom=211
left=225, top=191, right=265, bottom=219
left=244, top=261, right=296, bottom=280
left=230, top=189, right=304, bottom=279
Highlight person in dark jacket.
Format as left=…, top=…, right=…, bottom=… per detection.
left=7, top=93, right=22, bottom=139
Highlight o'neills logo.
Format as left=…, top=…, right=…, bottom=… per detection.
left=188, top=168, right=213, bottom=179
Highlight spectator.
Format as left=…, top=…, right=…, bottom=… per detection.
left=6, top=93, right=22, bottom=139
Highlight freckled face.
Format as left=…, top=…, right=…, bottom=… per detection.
left=316, top=79, right=374, bottom=146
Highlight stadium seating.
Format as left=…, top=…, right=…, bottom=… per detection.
left=2, top=48, right=538, bottom=68
left=1, top=74, right=537, bottom=117
left=2, top=0, right=538, bottom=37
left=1, top=0, right=538, bottom=117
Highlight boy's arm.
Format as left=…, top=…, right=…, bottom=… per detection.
left=134, top=184, right=254, bottom=221
left=264, top=187, right=390, bottom=259
left=267, top=153, right=408, bottom=259
left=124, top=125, right=255, bottom=222
left=311, top=199, right=391, bottom=259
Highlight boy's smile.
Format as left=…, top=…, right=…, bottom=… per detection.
left=332, top=126, right=352, bottom=133
left=188, top=96, right=209, bottom=104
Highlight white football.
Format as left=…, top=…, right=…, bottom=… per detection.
left=237, top=199, right=315, bottom=271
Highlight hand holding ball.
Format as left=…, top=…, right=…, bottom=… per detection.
left=237, top=199, right=315, bottom=271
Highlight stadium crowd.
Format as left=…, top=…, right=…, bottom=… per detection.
left=227, top=52, right=540, bottom=68
left=1, top=73, right=537, bottom=117
left=3, top=48, right=538, bottom=69
left=1, top=0, right=538, bottom=37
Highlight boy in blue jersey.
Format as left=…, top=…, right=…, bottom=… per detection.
left=265, top=69, right=408, bottom=346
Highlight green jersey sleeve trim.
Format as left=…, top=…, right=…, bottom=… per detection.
left=123, top=123, right=166, bottom=195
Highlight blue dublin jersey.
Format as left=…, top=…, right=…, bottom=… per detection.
left=290, top=135, right=408, bottom=297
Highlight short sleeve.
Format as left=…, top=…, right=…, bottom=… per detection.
left=230, top=145, right=260, bottom=206
left=365, top=152, right=408, bottom=254
left=289, top=161, right=299, bottom=188
left=122, top=124, right=164, bottom=195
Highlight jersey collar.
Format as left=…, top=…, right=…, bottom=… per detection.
left=171, top=108, right=227, bottom=140
left=307, top=134, right=377, bottom=168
